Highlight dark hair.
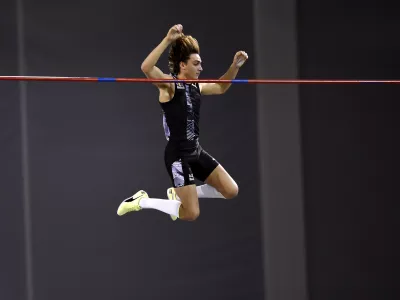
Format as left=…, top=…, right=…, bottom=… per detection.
left=168, top=35, right=200, bottom=74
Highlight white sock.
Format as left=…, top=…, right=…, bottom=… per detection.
left=139, top=198, right=181, bottom=217
left=196, top=184, right=225, bottom=198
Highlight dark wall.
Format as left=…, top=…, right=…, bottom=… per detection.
left=0, top=1, right=26, bottom=299
left=298, top=1, right=400, bottom=299
left=18, top=0, right=263, bottom=300
left=253, top=0, right=308, bottom=298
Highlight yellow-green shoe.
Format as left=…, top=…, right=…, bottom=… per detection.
left=167, top=187, right=179, bottom=221
left=117, top=190, right=148, bottom=216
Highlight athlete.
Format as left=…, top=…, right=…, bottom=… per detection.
left=117, top=24, right=248, bottom=221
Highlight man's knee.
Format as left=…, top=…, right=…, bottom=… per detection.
left=181, top=207, right=200, bottom=221
left=223, top=183, right=239, bottom=199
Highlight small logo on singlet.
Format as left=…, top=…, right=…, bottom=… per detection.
left=177, top=83, right=185, bottom=89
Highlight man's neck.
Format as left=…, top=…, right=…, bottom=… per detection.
left=177, top=73, right=189, bottom=80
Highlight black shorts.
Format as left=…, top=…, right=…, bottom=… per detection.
left=164, top=140, right=219, bottom=188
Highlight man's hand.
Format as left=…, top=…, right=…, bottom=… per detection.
left=166, top=24, right=183, bottom=42
left=233, top=51, right=249, bottom=68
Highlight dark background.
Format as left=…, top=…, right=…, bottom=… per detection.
left=298, top=1, right=399, bottom=299
left=1, top=1, right=26, bottom=300
left=1, top=0, right=398, bottom=300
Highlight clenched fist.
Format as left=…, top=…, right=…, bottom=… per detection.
left=166, top=24, right=183, bottom=42
left=233, top=51, right=249, bottom=68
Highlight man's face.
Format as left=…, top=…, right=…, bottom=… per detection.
left=180, top=54, right=203, bottom=79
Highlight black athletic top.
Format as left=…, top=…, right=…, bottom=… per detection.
left=160, top=75, right=201, bottom=145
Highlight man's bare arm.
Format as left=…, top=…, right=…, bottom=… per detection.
left=141, top=24, right=183, bottom=89
left=200, top=51, right=248, bottom=95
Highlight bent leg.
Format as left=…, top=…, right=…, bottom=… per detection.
left=205, top=165, right=239, bottom=199
left=189, top=147, right=238, bottom=199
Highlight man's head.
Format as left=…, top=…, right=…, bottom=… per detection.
left=168, top=35, right=203, bottom=79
